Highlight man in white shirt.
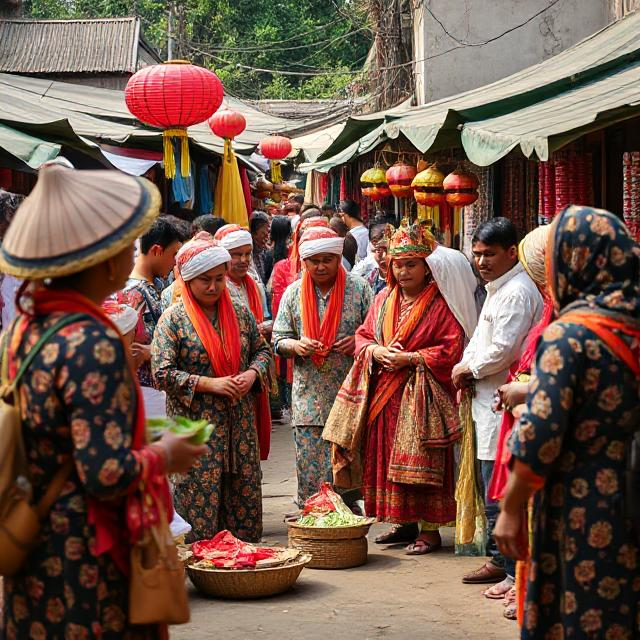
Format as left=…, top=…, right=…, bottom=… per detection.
left=452, top=217, right=543, bottom=590
left=339, top=199, right=369, bottom=261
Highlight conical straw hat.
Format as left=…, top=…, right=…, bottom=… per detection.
left=0, top=164, right=160, bottom=279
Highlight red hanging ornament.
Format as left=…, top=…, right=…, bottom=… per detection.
left=360, top=167, right=390, bottom=201
left=209, top=109, right=246, bottom=140
left=443, top=170, right=479, bottom=206
left=260, top=136, right=292, bottom=183
left=386, top=162, right=417, bottom=198
left=125, top=60, right=224, bottom=178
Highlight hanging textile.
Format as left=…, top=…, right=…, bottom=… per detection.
left=318, top=173, right=329, bottom=205
left=339, top=165, right=348, bottom=202
left=623, top=151, right=640, bottom=241
left=239, top=166, right=252, bottom=218
left=304, top=170, right=314, bottom=204
left=196, top=164, right=213, bottom=214
left=214, top=139, right=249, bottom=227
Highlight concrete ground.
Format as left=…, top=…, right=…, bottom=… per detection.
left=173, top=419, right=516, bottom=640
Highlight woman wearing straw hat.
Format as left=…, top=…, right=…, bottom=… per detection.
left=0, top=164, right=205, bottom=638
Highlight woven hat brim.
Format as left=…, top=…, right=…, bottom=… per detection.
left=0, top=178, right=161, bottom=279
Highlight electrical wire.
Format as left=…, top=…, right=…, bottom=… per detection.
left=425, top=0, right=564, bottom=47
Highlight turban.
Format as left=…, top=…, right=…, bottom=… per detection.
left=214, top=223, right=253, bottom=251
left=102, top=301, right=139, bottom=336
left=518, top=224, right=550, bottom=288
left=176, top=234, right=230, bottom=282
left=299, top=227, right=344, bottom=260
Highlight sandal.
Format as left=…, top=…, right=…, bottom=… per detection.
left=483, top=576, right=514, bottom=599
left=503, top=586, right=517, bottom=620
left=374, top=523, right=419, bottom=544
left=405, top=535, right=442, bottom=555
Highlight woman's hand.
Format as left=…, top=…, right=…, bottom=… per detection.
left=374, top=346, right=411, bottom=371
left=333, top=335, right=356, bottom=356
left=156, top=431, right=208, bottom=474
left=293, top=337, right=323, bottom=357
left=232, top=369, right=258, bottom=396
left=257, top=320, right=273, bottom=337
left=131, top=342, right=151, bottom=365
left=493, top=509, right=527, bottom=561
left=206, top=376, right=242, bottom=399
left=498, top=381, right=529, bottom=412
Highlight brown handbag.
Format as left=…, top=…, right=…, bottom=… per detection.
left=0, top=314, right=82, bottom=576
left=129, top=498, right=190, bottom=625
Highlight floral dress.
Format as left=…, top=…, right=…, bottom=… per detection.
left=272, top=273, right=373, bottom=503
left=151, top=300, right=272, bottom=543
left=510, top=206, right=640, bottom=639
left=2, top=315, right=156, bottom=640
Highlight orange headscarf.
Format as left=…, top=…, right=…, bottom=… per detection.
left=298, top=227, right=346, bottom=367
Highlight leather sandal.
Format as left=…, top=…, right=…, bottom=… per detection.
left=461, top=562, right=507, bottom=584
left=374, top=523, right=419, bottom=544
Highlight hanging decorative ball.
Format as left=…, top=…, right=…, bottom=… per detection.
left=260, top=136, right=293, bottom=183
left=125, top=60, right=224, bottom=178
left=209, top=109, right=246, bottom=140
left=412, top=165, right=445, bottom=206
left=386, top=162, right=417, bottom=198
left=360, top=167, right=390, bottom=201
left=443, top=170, right=479, bottom=206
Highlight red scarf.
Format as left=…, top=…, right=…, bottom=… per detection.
left=179, top=275, right=241, bottom=377
left=300, top=267, right=346, bottom=367
left=10, top=288, right=172, bottom=576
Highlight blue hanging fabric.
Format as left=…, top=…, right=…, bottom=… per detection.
left=171, top=141, right=193, bottom=205
left=196, top=164, right=213, bottom=214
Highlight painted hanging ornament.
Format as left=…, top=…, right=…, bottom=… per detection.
left=386, top=162, right=417, bottom=198
left=443, top=170, right=479, bottom=206
left=360, top=167, right=391, bottom=201
left=125, top=60, right=224, bottom=178
left=209, top=109, right=247, bottom=140
left=412, top=166, right=445, bottom=206
left=260, top=136, right=293, bottom=184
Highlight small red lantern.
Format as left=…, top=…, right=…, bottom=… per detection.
left=386, top=162, right=417, bottom=198
left=443, top=170, right=479, bottom=206
left=125, top=60, right=224, bottom=178
left=209, top=109, right=246, bottom=140
left=260, top=136, right=293, bottom=183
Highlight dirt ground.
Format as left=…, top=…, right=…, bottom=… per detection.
left=173, top=420, right=516, bottom=640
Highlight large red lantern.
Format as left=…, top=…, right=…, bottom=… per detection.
left=125, top=60, right=224, bottom=178
left=209, top=109, right=246, bottom=140
left=386, top=162, right=417, bottom=198
left=260, top=136, right=293, bottom=183
left=443, top=170, right=479, bottom=206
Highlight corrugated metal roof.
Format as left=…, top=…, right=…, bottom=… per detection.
left=0, top=17, right=152, bottom=74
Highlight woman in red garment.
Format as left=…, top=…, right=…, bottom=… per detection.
left=324, top=221, right=470, bottom=554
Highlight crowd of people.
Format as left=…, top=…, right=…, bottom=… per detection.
left=0, top=165, right=638, bottom=639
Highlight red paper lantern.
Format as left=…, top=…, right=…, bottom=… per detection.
left=386, top=162, right=417, bottom=198
left=260, top=136, right=293, bottom=160
left=125, top=60, right=224, bottom=178
left=209, top=109, right=246, bottom=139
left=443, top=170, right=479, bottom=206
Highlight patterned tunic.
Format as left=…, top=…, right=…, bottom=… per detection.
left=273, top=272, right=373, bottom=502
left=118, top=277, right=164, bottom=387
left=151, top=300, right=271, bottom=542
left=2, top=315, right=156, bottom=639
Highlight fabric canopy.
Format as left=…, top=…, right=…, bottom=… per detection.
left=0, top=123, right=61, bottom=168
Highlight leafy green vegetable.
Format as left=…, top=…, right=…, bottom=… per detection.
left=146, top=416, right=215, bottom=444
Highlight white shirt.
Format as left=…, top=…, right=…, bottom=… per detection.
left=352, top=253, right=377, bottom=280
left=460, top=262, right=543, bottom=460
left=1, top=274, right=21, bottom=331
left=348, top=225, right=369, bottom=261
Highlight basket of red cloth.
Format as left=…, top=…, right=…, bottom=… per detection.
left=288, top=484, right=375, bottom=570
left=185, top=531, right=311, bottom=599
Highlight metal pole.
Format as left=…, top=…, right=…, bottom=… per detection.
left=167, top=2, right=174, bottom=60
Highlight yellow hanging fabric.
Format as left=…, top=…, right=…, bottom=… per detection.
left=417, top=204, right=429, bottom=221
left=162, top=128, right=190, bottom=179
left=270, top=160, right=283, bottom=184
left=214, top=138, right=249, bottom=228
left=453, top=206, right=462, bottom=239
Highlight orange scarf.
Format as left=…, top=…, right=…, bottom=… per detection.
left=300, top=267, right=346, bottom=367
left=368, top=282, right=438, bottom=424
left=232, top=275, right=264, bottom=324
left=179, top=275, right=241, bottom=377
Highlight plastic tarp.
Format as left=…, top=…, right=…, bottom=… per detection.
left=0, top=123, right=61, bottom=168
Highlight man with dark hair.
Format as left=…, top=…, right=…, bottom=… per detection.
left=191, top=214, right=226, bottom=237
left=339, top=199, right=368, bottom=260
left=352, top=222, right=394, bottom=293
left=119, top=217, right=183, bottom=386
left=321, top=203, right=335, bottom=218
left=452, top=217, right=543, bottom=591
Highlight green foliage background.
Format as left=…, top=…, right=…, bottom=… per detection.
left=25, top=0, right=372, bottom=100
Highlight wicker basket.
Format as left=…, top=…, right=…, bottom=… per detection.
left=287, top=523, right=373, bottom=569
left=186, top=554, right=312, bottom=599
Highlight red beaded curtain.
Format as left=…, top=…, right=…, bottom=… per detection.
left=500, top=156, right=538, bottom=238
left=538, top=145, right=594, bottom=224
left=623, top=152, right=640, bottom=241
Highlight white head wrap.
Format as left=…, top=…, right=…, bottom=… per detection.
left=299, top=236, right=344, bottom=260
left=177, top=244, right=231, bottom=282
left=426, top=245, right=479, bottom=340
left=290, top=214, right=301, bottom=235
left=106, top=304, right=139, bottom=336
left=216, top=225, right=253, bottom=251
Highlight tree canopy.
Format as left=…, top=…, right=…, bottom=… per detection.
left=25, top=0, right=373, bottom=100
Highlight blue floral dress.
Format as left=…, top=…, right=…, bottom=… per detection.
left=510, top=206, right=640, bottom=639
